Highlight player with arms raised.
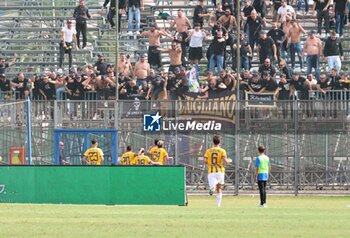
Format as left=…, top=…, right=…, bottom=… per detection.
left=134, top=148, right=159, bottom=165
left=120, top=145, right=135, bottom=165
left=204, top=135, right=232, bottom=207
left=82, top=139, right=104, bottom=165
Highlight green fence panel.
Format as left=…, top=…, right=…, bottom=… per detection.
left=0, top=166, right=186, bottom=205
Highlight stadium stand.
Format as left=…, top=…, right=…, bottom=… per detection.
left=0, top=1, right=349, bottom=193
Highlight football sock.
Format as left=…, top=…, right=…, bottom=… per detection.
left=217, top=192, right=222, bottom=207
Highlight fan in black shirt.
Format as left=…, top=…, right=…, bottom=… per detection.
left=291, top=74, right=311, bottom=99
left=248, top=73, right=266, bottom=92
left=258, top=58, right=277, bottom=78
left=12, top=73, right=30, bottom=99
left=257, top=31, right=277, bottom=64
left=193, top=0, right=209, bottom=27
left=263, top=73, right=278, bottom=93
left=0, top=74, right=12, bottom=99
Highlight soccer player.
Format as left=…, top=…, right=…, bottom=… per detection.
left=120, top=145, right=135, bottom=165
left=152, top=140, right=169, bottom=165
left=82, top=139, right=104, bottom=165
left=255, top=146, right=271, bottom=208
left=148, top=139, right=159, bottom=158
left=134, top=148, right=159, bottom=165
left=204, top=135, right=232, bottom=207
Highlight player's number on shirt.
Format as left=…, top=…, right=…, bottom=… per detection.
left=123, top=156, right=130, bottom=164
left=211, top=152, right=218, bottom=165
left=89, top=152, right=98, bottom=164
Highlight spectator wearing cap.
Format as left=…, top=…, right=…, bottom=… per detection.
left=117, top=53, right=133, bottom=78
left=209, top=29, right=228, bottom=74
left=324, top=31, right=343, bottom=73
left=244, top=10, right=266, bottom=54
left=38, top=75, right=56, bottom=100
left=94, top=54, right=109, bottom=76
left=73, top=0, right=91, bottom=49
left=0, top=73, right=12, bottom=99
left=277, top=0, right=295, bottom=24
left=312, top=0, right=331, bottom=37
left=140, top=24, right=173, bottom=69
left=146, top=69, right=167, bottom=100
left=302, top=30, right=322, bottom=81
left=133, top=54, right=150, bottom=87
left=287, top=19, right=306, bottom=71
left=268, top=22, right=286, bottom=64
left=127, top=0, right=144, bottom=35
left=0, top=54, right=16, bottom=75
left=170, top=9, right=192, bottom=41
left=290, top=74, right=312, bottom=100
left=59, top=20, right=78, bottom=70
left=169, top=67, right=188, bottom=100
left=193, top=0, right=210, bottom=28
left=257, top=31, right=277, bottom=65
left=186, top=23, right=209, bottom=65
left=333, top=0, right=347, bottom=38
left=233, top=32, right=252, bottom=70
left=157, top=41, right=182, bottom=74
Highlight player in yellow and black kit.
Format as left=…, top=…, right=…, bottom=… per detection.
left=120, top=145, right=135, bottom=165
left=151, top=140, right=168, bottom=165
left=82, top=139, right=104, bottom=165
left=204, top=135, right=232, bottom=207
left=148, top=139, right=159, bottom=160
left=134, top=148, right=159, bottom=166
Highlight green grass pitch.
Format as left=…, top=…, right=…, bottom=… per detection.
left=0, top=196, right=349, bottom=238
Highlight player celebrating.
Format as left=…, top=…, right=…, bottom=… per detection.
left=134, top=148, right=159, bottom=166
left=255, top=146, right=270, bottom=208
left=120, top=145, right=135, bottom=165
left=148, top=139, right=159, bottom=158
left=204, top=135, right=232, bottom=207
left=81, top=139, right=104, bottom=165
left=152, top=140, right=169, bottom=165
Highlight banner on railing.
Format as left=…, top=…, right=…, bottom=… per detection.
left=245, top=92, right=276, bottom=108
left=177, top=90, right=236, bottom=128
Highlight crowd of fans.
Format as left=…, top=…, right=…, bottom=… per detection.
left=116, top=0, right=350, bottom=101
left=0, top=0, right=350, bottom=102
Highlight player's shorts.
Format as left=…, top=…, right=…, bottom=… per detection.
left=208, top=172, right=225, bottom=189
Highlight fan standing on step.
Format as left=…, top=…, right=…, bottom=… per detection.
left=59, top=20, right=78, bottom=71
left=73, top=0, right=91, bottom=50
